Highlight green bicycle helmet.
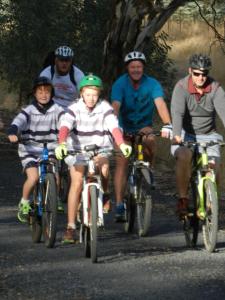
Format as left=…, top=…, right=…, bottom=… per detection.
left=79, top=74, right=103, bottom=91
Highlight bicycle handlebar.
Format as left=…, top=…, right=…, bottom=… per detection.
left=173, top=140, right=225, bottom=148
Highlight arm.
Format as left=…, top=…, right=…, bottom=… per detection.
left=213, top=86, right=225, bottom=128
left=58, top=108, right=76, bottom=143
left=7, top=110, right=29, bottom=142
left=154, top=97, right=171, bottom=124
left=111, top=100, right=121, bottom=117
left=171, top=82, right=187, bottom=139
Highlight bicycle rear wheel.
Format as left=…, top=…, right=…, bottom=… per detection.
left=30, top=185, right=42, bottom=243
left=202, top=179, right=218, bottom=253
left=124, top=182, right=135, bottom=233
left=42, top=173, right=57, bottom=248
left=90, top=185, right=98, bottom=263
left=136, top=170, right=152, bottom=237
left=184, top=182, right=199, bottom=248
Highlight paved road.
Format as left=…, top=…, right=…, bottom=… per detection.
left=1, top=149, right=225, bottom=300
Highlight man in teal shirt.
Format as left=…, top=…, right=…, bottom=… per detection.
left=111, top=51, right=172, bottom=221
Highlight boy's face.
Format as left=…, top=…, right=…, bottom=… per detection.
left=34, top=85, right=52, bottom=105
left=81, top=87, right=100, bottom=110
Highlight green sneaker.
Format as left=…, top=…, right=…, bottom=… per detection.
left=17, top=201, right=31, bottom=223
left=57, top=198, right=64, bottom=213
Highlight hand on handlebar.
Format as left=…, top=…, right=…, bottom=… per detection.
left=172, top=135, right=182, bottom=145
left=55, top=143, right=68, bottom=160
left=120, top=143, right=132, bottom=158
left=161, top=124, right=173, bottom=139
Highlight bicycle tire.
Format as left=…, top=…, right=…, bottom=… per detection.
left=90, top=185, right=98, bottom=263
left=60, top=173, right=70, bottom=203
left=124, top=184, right=136, bottom=233
left=42, top=173, right=57, bottom=248
left=30, top=185, right=42, bottom=243
left=202, top=178, right=218, bottom=253
left=84, top=226, right=91, bottom=258
left=184, top=181, right=199, bottom=248
left=136, top=170, right=152, bottom=237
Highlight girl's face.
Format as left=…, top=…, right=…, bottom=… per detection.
left=81, top=87, right=100, bottom=110
left=35, top=85, right=52, bottom=105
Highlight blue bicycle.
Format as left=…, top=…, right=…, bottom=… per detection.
left=29, top=142, right=58, bottom=248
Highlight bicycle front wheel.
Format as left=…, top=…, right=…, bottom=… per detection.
left=42, top=173, right=57, bottom=248
left=136, top=170, right=152, bottom=237
left=90, top=185, right=98, bottom=263
left=202, top=178, right=218, bottom=253
left=84, top=226, right=91, bottom=258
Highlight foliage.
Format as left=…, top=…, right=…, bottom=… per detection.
left=0, top=0, right=223, bottom=105
left=0, top=0, right=83, bottom=103
left=145, top=32, right=176, bottom=101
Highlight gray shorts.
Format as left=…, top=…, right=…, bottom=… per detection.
left=171, top=131, right=223, bottom=162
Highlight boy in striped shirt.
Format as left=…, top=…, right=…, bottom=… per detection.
left=55, top=74, right=132, bottom=243
left=8, top=77, right=64, bottom=222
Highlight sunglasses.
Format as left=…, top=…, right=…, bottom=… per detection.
left=192, top=71, right=208, bottom=77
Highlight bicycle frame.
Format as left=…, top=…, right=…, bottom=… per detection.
left=127, top=133, right=156, bottom=196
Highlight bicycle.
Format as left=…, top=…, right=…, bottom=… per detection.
left=124, top=132, right=160, bottom=237
left=66, top=144, right=112, bottom=263
left=28, top=141, right=58, bottom=248
left=58, top=159, right=70, bottom=204
left=179, top=140, right=225, bottom=252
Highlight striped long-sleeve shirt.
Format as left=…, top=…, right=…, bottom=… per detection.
left=9, top=99, right=64, bottom=167
left=60, top=98, right=121, bottom=150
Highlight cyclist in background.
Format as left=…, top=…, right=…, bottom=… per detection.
left=55, top=74, right=132, bottom=243
left=8, top=77, right=64, bottom=223
left=40, top=45, right=84, bottom=109
left=111, top=51, right=172, bottom=222
left=40, top=45, right=84, bottom=211
left=171, top=53, right=225, bottom=218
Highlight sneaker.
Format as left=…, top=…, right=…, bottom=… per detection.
left=103, top=193, right=111, bottom=214
left=57, top=198, right=64, bottom=213
left=115, top=202, right=126, bottom=222
left=176, top=197, right=189, bottom=218
left=62, top=227, right=76, bottom=244
left=17, top=200, right=31, bottom=223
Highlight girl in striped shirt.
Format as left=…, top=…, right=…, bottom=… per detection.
left=55, top=74, right=132, bottom=243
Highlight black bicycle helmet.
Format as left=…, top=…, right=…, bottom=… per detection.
left=189, top=53, right=212, bottom=71
left=33, top=76, right=54, bottom=96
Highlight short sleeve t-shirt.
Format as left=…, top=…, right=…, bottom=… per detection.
left=111, top=74, right=164, bottom=133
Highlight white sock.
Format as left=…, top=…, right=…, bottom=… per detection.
left=67, top=223, right=76, bottom=229
left=21, top=198, right=29, bottom=204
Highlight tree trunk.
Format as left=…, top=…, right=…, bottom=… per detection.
left=101, top=0, right=190, bottom=95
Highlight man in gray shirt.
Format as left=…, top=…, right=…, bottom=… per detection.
left=171, top=53, right=225, bottom=217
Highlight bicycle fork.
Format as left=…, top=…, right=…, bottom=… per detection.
left=196, top=172, right=216, bottom=219
left=82, top=183, right=104, bottom=227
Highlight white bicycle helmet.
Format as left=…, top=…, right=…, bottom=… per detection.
left=124, top=51, right=146, bottom=64
left=55, top=46, right=74, bottom=58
